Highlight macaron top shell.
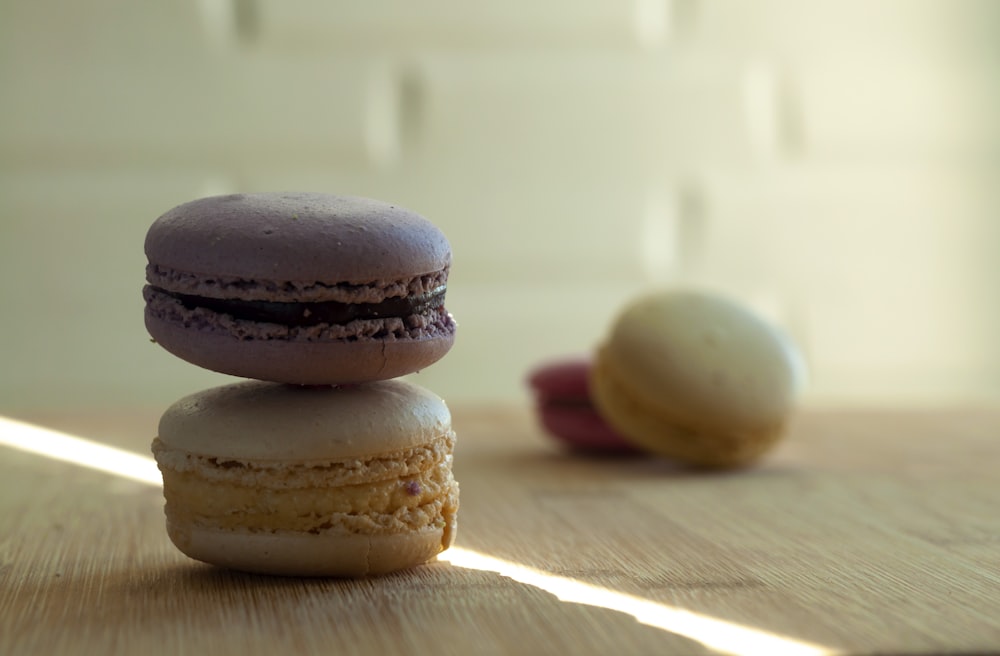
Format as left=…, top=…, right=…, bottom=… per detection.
left=158, top=379, right=452, bottom=461
left=601, top=290, right=805, bottom=434
left=527, top=358, right=593, bottom=401
left=145, top=192, right=451, bottom=285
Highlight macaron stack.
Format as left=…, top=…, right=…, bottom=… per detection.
left=529, top=290, right=806, bottom=469
left=144, top=192, right=459, bottom=576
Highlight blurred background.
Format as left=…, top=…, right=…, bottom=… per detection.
left=2, top=0, right=999, bottom=413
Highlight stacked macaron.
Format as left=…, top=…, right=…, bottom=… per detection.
left=528, top=290, right=806, bottom=468
left=144, top=192, right=459, bottom=576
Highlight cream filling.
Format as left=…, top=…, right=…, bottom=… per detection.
left=153, top=433, right=459, bottom=539
left=161, top=462, right=458, bottom=536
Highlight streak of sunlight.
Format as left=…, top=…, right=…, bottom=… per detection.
left=2, top=414, right=835, bottom=656
left=444, top=550, right=836, bottom=656
left=0, top=415, right=161, bottom=485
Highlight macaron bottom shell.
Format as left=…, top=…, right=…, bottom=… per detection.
left=145, top=310, right=456, bottom=385
left=166, top=522, right=453, bottom=578
left=535, top=403, right=639, bottom=453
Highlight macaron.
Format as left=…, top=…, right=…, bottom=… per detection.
left=527, top=358, right=638, bottom=453
left=590, top=290, right=805, bottom=468
left=151, top=378, right=460, bottom=577
left=143, top=192, right=456, bottom=384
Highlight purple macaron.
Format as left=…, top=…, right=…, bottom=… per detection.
left=527, top=358, right=638, bottom=453
left=143, top=192, right=456, bottom=385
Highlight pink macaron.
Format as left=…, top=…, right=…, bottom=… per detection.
left=527, top=358, right=638, bottom=453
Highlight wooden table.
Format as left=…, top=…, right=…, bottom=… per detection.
left=2, top=405, right=998, bottom=655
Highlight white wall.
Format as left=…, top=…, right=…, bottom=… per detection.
left=2, top=1, right=999, bottom=411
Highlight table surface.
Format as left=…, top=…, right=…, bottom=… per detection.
left=1, top=403, right=999, bottom=656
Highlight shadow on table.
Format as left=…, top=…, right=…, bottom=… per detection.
left=92, top=560, right=712, bottom=654
left=456, top=437, right=803, bottom=488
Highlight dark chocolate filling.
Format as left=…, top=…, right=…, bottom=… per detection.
left=159, top=286, right=446, bottom=327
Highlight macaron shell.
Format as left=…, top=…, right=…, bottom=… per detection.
left=527, top=358, right=593, bottom=401
left=537, top=404, right=638, bottom=452
left=157, top=378, right=452, bottom=460
left=600, top=291, right=803, bottom=435
left=166, top=522, right=451, bottom=577
left=145, top=309, right=455, bottom=386
left=145, top=192, right=451, bottom=283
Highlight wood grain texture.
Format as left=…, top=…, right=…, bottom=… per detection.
left=1, top=405, right=999, bottom=655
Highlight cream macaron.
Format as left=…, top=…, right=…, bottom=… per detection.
left=151, top=379, right=459, bottom=576
left=590, top=290, right=805, bottom=468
